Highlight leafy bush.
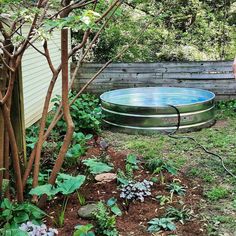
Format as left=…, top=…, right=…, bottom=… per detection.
left=147, top=217, right=176, bottom=233
left=65, top=132, right=93, bottom=167
left=93, top=201, right=118, bottom=236
left=216, top=100, right=236, bottom=118
left=53, top=93, right=102, bottom=134
left=0, top=198, right=45, bottom=231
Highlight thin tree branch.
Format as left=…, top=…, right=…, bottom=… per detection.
left=0, top=55, right=14, bottom=72
left=43, top=40, right=56, bottom=74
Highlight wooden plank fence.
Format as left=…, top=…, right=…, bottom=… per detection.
left=72, top=61, right=235, bottom=100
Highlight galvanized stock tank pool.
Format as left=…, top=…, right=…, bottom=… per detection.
left=100, top=87, right=215, bottom=133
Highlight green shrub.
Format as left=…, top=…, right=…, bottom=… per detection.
left=93, top=202, right=118, bottom=236
left=53, top=93, right=102, bottom=134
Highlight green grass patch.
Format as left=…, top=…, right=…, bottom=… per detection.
left=206, top=187, right=229, bottom=201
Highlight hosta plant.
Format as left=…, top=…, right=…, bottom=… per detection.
left=165, top=206, right=192, bottom=224
left=147, top=217, right=176, bottom=233
left=0, top=198, right=45, bottom=229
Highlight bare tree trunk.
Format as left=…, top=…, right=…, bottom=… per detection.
left=0, top=110, right=4, bottom=199
left=38, top=28, right=74, bottom=207
left=32, top=70, right=60, bottom=200
left=3, top=130, right=10, bottom=198
left=0, top=94, right=23, bottom=202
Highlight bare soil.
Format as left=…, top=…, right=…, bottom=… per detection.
left=46, top=140, right=207, bottom=236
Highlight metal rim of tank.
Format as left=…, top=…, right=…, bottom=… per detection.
left=100, top=87, right=215, bottom=133
left=100, top=87, right=215, bottom=115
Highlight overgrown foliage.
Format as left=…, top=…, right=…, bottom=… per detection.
left=90, top=0, right=236, bottom=62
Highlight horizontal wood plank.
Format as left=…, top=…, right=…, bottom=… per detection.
left=72, top=61, right=235, bottom=100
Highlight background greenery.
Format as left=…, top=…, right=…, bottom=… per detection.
left=73, top=0, right=236, bottom=62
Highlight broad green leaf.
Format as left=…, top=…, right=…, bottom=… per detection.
left=1, top=198, right=12, bottom=209
left=126, top=154, right=140, bottom=165
left=57, top=175, right=86, bottom=195
left=73, top=224, right=94, bottom=236
left=82, top=159, right=113, bottom=174
left=111, top=205, right=122, bottom=216
left=107, top=197, right=117, bottom=207
left=29, top=184, right=58, bottom=196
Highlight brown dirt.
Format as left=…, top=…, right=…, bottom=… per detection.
left=213, top=119, right=229, bottom=128
left=46, top=140, right=207, bottom=236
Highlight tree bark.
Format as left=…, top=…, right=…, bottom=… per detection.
left=38, top=28, right=74, bottom=207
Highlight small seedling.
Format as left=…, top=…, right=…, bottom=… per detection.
left=167, top=181, right=186, bottom=202
left=147, top=217, right=176, bottom=233
left=107, top=197, right=122, bottom=216
left=165, top=206, right=192, bottom=224
left=145, top=158, right=177, bottom=184
left=77, top=192, right=86, bottom=206
left=156, top=195, right=172, bottom=206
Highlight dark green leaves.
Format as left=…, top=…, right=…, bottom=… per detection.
left=0, top=199, right=46, bottom=230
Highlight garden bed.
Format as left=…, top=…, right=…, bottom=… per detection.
left=46, top=142, right=206, bottom=236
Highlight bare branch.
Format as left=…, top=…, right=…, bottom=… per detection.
left=0, top=54, right=14, bottom=72
left=43, top=40, right=56, bottom=74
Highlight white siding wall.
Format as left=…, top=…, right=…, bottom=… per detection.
left=22, top=29, right=65, bottom=128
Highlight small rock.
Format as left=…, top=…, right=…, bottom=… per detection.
left=78, top=203, right=98, bottom=219
left=95, top=173, right=117, bottom=183
left=99, top=139, right=109, bottom=150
